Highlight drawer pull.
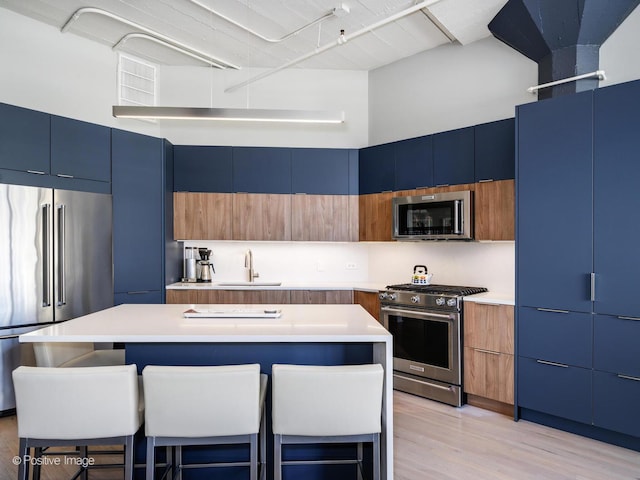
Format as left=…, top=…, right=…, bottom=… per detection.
left=475, top=348, right=500, bottom=355
left=127, top=290, right=151, bottom=295
left=536, top=308, right=570, bottom=314
left=536, top=360, right=569, bottom=368
left=27, top=170, right=46, bottom=175
left=617, top=374, right=640, bottom=382
left=617, top=315, right=640, bottom=321
left=478, top=179, right=494, bottom=183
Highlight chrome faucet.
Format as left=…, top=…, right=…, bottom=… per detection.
left=245, top=249, right=259, bottom=282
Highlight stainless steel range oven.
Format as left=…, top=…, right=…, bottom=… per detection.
left=379, top=284, right=487, bottom=407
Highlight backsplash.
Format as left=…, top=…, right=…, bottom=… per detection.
left=182, top=240, right=514, bottom=295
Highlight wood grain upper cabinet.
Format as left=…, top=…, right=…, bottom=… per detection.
left=292, top=194, right=354, bottom=241
left=173, top=192, right=233, bottom=240
left=474, top=179, right=514, bottom=241
left=359, top=192, right=393, bottom=241
left=233, top=193, right=291, bottom=241
left=464, top=302, right=514, bottom=410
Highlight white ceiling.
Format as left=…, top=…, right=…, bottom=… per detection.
left=0, top=0, right=507, bottom=72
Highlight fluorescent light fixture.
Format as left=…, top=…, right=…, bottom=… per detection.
left=112, top=106, right=345, bottom=124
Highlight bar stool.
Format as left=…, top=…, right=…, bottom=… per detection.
left=32, top=342, right=125, bottom=368
left=271, top=363, right=384, bottom=480
left=142, top=364, right=267, bottom=480
left=12, top=364, right=142, bottom=480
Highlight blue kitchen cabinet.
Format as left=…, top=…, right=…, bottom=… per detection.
left=394, top=135, right=433, bottom=191
left=114, top=291, right=163, bottom=305
left=359, top=143, right=395, bottom=194
left=232, top=147, right=291, bottom=194
left=348, top=149, right=359, bottom=195
left=173, top=145, right=233, bottom=192
left=474, top=118, right=515, bottom=182
left=593, top=315, right=640, bottom=378
left=517, top=90, right=594, bottom=313
left=112, top=130, right=179, bottom=304
left=433, top=126, right=474, bottom=186
left=593, top=370, right=640, bottom=438
left=518, top=356, right=592, bottom=425
left=0, top=103, right=50, bottom=175
left=518, top=307, right=593, bottom=369
left=51, top=115, right=111, bottom=183
left=291, top=148, right=350, bottom=194
left=593, top=79, right=640, bottom=318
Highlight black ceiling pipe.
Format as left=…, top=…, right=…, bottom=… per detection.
left=488, top=0, right=640, bottom=99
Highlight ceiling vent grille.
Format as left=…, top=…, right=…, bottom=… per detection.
left=118, top=54, right=156, bottom=107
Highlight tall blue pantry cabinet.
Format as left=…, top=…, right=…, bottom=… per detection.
left=112, top=129, right=181, bottom=305
left=516, top=80, right=640, bottom=449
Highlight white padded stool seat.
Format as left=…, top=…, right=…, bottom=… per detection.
left=33, top=342, right=125, bottom=368
left=142, top=364, right=267, bottom=480
left=12, top=364, right=142, bottom=480
left=271, top=363, right=384, bottom=480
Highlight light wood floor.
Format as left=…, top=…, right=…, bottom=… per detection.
left=1, top=391, right=638, bottom=480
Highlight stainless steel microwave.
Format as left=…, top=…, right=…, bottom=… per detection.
left=392, top=190, right=473, bottom=240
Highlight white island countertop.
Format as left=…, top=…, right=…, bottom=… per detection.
left=19, top=303, right=391, bottom=344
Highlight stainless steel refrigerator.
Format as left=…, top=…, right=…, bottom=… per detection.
left=0, top=183, right=113, bottom=414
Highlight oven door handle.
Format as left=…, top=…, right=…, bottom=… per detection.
left=381, top=306, right=454, bottom=320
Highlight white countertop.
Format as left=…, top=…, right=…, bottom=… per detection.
left=167, top=281, right=385, bottom=293
left=463, top=292, right=515, bottom=306
left=19, top=303, right=391, bottom=344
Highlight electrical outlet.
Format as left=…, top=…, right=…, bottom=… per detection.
left=346, top=262, right=357, bottom=270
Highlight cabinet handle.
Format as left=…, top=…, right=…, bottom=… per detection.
left=56, top=173, right=74, bottom=179
left=127, top=290, right=151, bottom=295
left=475, top=348, right=500, bottom=355
left=536, top=360, right=569, bottom=368
left=27, top=170, right=46, bottom=175
left=590, top=273, right=596, bottom=302
left=536, top=308, right=570, bottom=314
left=478, top=179, right=494, bottom=183
left=617, top=315, right=640, bottom=321
left=436, top=184, right=449, bottom=187
left=617, top=374, right=640, bottom=382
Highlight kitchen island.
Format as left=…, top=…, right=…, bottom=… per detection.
left=20, top=303, right=393, bottom=480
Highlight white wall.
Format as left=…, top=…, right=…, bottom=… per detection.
left=368, top=36, right=536, bottom=145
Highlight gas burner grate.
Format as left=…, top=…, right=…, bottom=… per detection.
left=386, top=284, right=488, bottom=296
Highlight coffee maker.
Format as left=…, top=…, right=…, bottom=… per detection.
left=197, top=248, right=215, bottom=282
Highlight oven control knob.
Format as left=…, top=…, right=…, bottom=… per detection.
left=410, top=295, right=420, bottom=304
left=378, top=292, right=388, bottom=300
left=388, top=293, right=397, bottom=301
left=436, top=297, right=446, bottom=306
left=447, top=298, right=457, bottom=307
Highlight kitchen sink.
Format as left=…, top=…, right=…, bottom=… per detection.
left=216, top=281, right=282, bottom=287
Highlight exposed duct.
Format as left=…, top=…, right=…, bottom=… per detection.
left=488, top=0, right=640, bottom=99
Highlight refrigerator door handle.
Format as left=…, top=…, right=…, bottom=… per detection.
left=57, top=204, right=66, bottom=306
left=42, top=203, right=52, bottom=307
